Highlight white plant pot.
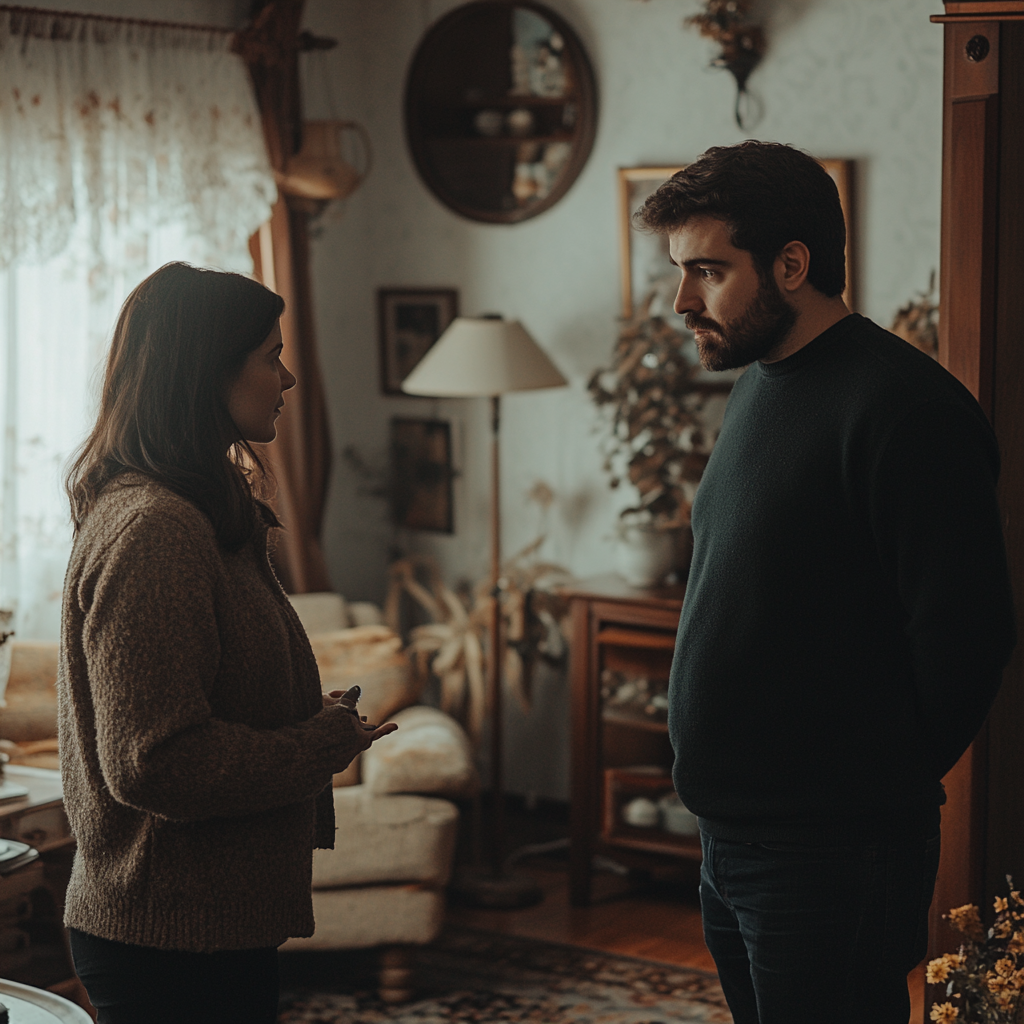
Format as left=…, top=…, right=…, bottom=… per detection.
left=615, top=524, right=676, bottom=588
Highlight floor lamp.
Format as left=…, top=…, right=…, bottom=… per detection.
left=402, top=315, right=568, bottom=907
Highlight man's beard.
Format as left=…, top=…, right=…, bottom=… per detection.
left=685, top=275, right=798, bottom=371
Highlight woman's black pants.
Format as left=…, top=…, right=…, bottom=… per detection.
left=69, top=928, right=279, bottom=1024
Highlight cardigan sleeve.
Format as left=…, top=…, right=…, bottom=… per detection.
left=77, top=507, right=366, bottom=822
left=872, top=398, right=1016, bottom=779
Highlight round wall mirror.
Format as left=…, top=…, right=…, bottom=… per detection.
left=405, top=1, right=598, bottom=224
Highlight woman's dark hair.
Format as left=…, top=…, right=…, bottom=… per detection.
left=66, top=262, right=285, bottom=550
left=635, top=141, right=847, bottom=298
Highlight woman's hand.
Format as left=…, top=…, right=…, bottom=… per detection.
left=323, top=685, right=398, bottom=754
left=323, top=685, right=361, bottom=713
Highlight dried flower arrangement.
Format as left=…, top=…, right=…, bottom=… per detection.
left=891, top=271, right=939, bottom=359
left=927, top=878, right=1024, bottom=1023
left=685, top=0, right=766, bottom=127
left=384, top=543, right=570, bottom=744
left=588, top=292, right=718, bottom=531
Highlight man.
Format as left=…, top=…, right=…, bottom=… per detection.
left=637, top=142, right=1016, bottom=1023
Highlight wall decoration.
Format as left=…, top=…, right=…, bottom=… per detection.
left=684, top=0, right=766, bottom=129
left=404, top=1, right=597, bottom=224
left=378, top=288, right=458, bottom=395
left=617, top=159, right=856, bottom=322
left=617, top=166, right=686, bottom=322
left=390, top=418, right=455, bottom=533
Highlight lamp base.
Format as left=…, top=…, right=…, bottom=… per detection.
left=449, top=865, right=544, bottom=909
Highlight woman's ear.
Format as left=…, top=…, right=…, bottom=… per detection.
left=775, top=241, right=811, bottom=294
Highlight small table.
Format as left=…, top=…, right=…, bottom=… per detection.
left=0, top=768, right=74, bottom=989
left=561, top=575, right=690, bottom=906
left=0, top=976, right=91, bottom=1023
left=0, top=767, right=71, bottom=854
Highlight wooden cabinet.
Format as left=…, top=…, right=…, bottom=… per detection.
left=564, top=575, right=691, bottom=906
left=927, top=0, right=1024, bottom=1006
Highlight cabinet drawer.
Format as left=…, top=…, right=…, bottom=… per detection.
left=0, top=807, right=71, bottom=851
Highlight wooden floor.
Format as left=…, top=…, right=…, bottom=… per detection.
left=448, top=862, right=926, bottom=1023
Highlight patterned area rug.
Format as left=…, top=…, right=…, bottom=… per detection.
left=278, top=926, right=731, bottom=1023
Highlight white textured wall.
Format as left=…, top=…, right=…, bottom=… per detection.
left=300, top=0, right=943, bottom=800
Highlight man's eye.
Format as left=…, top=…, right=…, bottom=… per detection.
left=700, top=268, right=716, bottom=280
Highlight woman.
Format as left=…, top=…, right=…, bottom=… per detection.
left=58, top=262, right=395, bottom=1024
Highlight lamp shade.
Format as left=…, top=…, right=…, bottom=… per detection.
left=401, top=317, right=567, bottom=397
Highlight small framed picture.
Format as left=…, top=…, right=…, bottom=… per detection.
left=378, top=288, right=459, bottom=395
left=390, top=418, right=455, bottom=533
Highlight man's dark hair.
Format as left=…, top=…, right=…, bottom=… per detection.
left=635, top=141, right=847, bottom=298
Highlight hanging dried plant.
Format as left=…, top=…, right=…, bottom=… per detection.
left=588, top=291, right=715, bottom=530
left=891, top=270, right=939, bottom=359
left=685, top=0, right=766, bottom=128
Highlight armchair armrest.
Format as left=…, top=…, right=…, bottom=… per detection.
left=361, top=705, right=478, bottom=799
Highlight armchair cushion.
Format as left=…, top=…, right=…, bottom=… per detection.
left=313, top=789, right=458, bottom=888
left=308, top=626, right=420, bottom=727
left=286, top=884, right=445, bottom=950
left=0, top=642, right=58, bottom=742
left=362, top=705, right=478, bottom=799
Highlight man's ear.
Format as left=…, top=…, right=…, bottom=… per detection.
left=775, top=241, right=811, bottom=294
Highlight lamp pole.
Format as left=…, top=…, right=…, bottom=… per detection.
left=488, top=394, right=504, bottom=879
left=399, top=314, right=565, bottom=908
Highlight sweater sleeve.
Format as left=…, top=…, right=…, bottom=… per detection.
left=872, top=398, right=1016, bottom=779
left=79, top=509, right=365, bottom=822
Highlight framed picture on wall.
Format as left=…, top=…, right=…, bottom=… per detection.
left=390, top=418, right=455, bottom=533
left=616, top=159, right=855, bottom=321
left=378, top=288, right=459, bottom=395
left=617, top=165, right=686, bottom=321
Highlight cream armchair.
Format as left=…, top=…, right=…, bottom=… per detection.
left=283, top=593, right=478, bottom=1002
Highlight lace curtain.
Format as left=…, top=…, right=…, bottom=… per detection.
left=0, top=10, right=277, bottom=639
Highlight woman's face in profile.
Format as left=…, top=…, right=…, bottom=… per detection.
left=226, top=321, right=296, bottom=444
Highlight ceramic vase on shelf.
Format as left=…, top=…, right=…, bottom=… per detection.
left=614, top=520, right=677, bottom=588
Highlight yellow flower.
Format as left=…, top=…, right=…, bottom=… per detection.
left=930, top=1002, right=959, bottom=1023
left=925, top=954, right=964, bottom=985
left=997, top=958, right=1015, bottom=977
left=988, top=971, right=1009, bottom=993
left=948, top=904, right=985, bottom=941
left=995, top=919, right=1014, bottom=938
left=1012, top=890, right=1024, bottom=906
left=996, top=896, right=1010, bottom=913
left=1010, top=931, right=1024, bottom=953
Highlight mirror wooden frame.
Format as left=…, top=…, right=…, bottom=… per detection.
left=405, top=0, right=598, bottom=224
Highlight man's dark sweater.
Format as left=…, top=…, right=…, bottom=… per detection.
left=668, top=313, right=1016, bottom=844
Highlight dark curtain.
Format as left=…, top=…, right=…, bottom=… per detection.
left=235, top=0, right=333, bottom=593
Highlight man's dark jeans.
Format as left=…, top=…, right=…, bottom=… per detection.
left=699, top=827, right=941, bottom=1024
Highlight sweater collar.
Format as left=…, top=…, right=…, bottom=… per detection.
left=756, top=313, right=861, bottom=379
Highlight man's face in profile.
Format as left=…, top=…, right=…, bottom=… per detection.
left=668, top=216, right=797, bottom=371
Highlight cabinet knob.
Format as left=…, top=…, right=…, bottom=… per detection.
left=965, top=35, right=991, bottom=63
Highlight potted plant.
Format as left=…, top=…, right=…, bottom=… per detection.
left=588, top=292, right=725, bottom=586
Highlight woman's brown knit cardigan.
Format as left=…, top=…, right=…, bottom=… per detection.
left=57, top=476, right=365, bottom=953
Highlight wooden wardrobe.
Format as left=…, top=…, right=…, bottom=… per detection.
left=928, top=0, right=1024, bottom=1008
